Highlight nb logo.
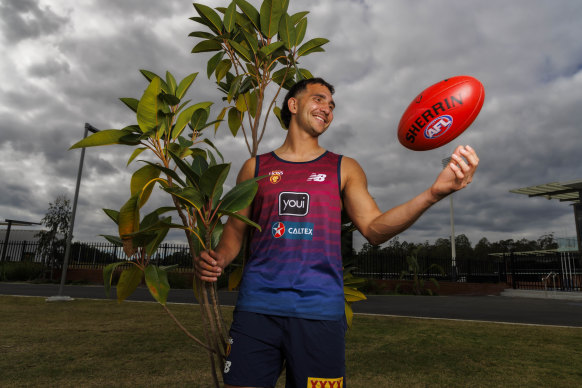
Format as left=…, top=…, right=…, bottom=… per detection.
left=307, top=173, right=326, bottom=182
left=424, top=115, right=453, bottom=139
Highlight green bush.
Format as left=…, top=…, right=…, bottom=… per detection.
left=2, top=262, right=44, bottom=281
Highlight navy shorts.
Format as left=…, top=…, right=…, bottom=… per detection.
left=223, top=311, right=347, bottom=388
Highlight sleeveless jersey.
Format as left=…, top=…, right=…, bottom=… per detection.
left=235, top=151, right=344, bottom=320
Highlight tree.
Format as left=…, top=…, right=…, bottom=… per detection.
left=190, top=0, right=329, bottom=156
left=36, top=195, right=71, bottom=279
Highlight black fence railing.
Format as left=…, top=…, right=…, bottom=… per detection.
left=351, top=252, right=505, bottom=283
left=1, top=240, right=580, bottom=291
left=352, top=250, right=582, bottom=291
left=0, top=240, right=192, bottom=270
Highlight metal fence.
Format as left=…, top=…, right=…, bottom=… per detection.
left=351, top=252, right=505, bottom=283
left=352, top=250, right=582, bottom=291
left=502, top=251, right=581, bottom=291
left=2, top=240, right=581, bottom=290
left=0, top=240, right=193, bottom=270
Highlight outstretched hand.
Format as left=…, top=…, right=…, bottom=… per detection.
left=430, top=145, right=479, bottom=201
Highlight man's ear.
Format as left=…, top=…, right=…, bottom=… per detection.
left=288, top=97, right=298, bottom=114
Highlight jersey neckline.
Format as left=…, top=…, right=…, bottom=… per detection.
left=270, top=150, right=329, bottom=164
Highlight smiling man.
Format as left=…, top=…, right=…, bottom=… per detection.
left=195, top=77, right=479, bottom=388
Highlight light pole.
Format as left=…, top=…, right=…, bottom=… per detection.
left=442, top=157, right=457, bottom=281
left=48, top=123, right=99, bottom=302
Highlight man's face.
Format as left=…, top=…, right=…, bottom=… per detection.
left=289, top=83, right=335, bottom=137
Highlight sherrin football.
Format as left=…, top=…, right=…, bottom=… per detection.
left=397, top=75, right=485, bottom=151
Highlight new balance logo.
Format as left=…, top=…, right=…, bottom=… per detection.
left=307, top=173, right=326, bottom=182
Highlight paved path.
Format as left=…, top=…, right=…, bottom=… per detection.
left=2, top=282, right=581, bottom=328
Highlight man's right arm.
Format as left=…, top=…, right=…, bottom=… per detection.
left=194, top=157, right=256, bottom=282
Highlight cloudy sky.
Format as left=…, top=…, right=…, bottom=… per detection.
left=1, top=0, right=580, bottom=250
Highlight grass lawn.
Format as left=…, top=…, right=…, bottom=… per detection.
left=1, top=295, right=581, bottom=387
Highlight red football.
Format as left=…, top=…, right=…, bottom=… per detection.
left=397, top=75, right=485, bottom=151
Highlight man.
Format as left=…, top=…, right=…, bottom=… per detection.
left=195, top=78, right=479, bottom=388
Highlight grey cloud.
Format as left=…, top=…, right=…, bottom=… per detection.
left=0, top=0, right=69, bottom=43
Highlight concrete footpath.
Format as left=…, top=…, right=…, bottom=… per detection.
left=1, top=282, right=581, bottom=328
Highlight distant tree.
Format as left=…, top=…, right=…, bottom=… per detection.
left=455, top=234, right=474, bottom=259
left=36, top=195, right=71, bottom=279
left=474, top=237, right=491, bottom=259
left=537, top=233, right=558, bottom=250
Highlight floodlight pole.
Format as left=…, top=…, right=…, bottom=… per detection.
left=442, top=158, right=457, bottom=281
left=49, top=123, right=99, bottom=302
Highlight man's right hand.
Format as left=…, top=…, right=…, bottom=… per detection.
left=194, top=250, right=224, bottom=282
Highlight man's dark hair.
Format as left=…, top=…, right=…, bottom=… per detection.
left=280, top=77, right=335, bottom=128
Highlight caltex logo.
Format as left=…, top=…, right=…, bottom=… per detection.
left=272, top=222, right=286, bottom=238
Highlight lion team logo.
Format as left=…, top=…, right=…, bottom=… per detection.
left=270, top=170, right=283, bottom=184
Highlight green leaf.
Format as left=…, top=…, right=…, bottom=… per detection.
left=141, top=161, right=186, bottom=187
left=206, top=52, right=224, bottom=78
left=215, top=106, right=228, bottom=133
left=241, top=29, right=259, bottom=54
left=69, top=129, right=134, bottom=149
left=215, top=59, right=232, bottom=83
left=290, top=11, right=309, bottom=25
left=203, top=138, right=224, bottom=162
left=165, top=71, right=177, bottom=95
left=297, top=38, right=329, bottom=57
left=294, top=18, right=307, bottom=46
left=120, top=97, right=139, bottom=113
left=219, top=210, right=261, bottom=230
left=235, top=0, right=260, bottom=31
left=260, top=0, right=285, bottom=39
left=228, top=107, right=242, bottom=136
left=259, top=41, right=285, bottom=57
left=192, top=39, right=223, bottom=53
left=127, top=147, right=146, bottom=166
left=345, top=301, right=354, bottom=329
left=191, top=154, right=209, bottom=177
left=144, top=265, right=171, bottom=305
left=200, top=163, right=230, bottom=199
left=103, top=262, right=126, bottom=297
left=176, top=72, right=199, bottom=100
left=228, top=40, right=252, bottom=63
left=101, top=234, right=123, bottom=246
left=137, top=77, right=161, bottom=134
left=140, top=70, right=169, bottom=93
left=219, top=176, right=261, bottom=212
left=117, top=265, right=143, bottom=303
left=190, top=108, right=209, bottom=132
left=273, top=105, right=286, bottom=129
left=188, top=31, right=215, bottom=39
left=228, top=267, right=243, bottom=291
left=193, top=3, right=224, bottom=34
left=164, top=187, right=205, bottom=211
left=131, top=164, right=161, bottom=207
left=227, top=74, right=244, bottom=103
left=344, top=287, right=367, bottom=302
left=103, top=209, right=120, bottom=225
left=144, top=219, right=171, bottom=257
left=278, top=13, right=295, bottom=50
left=118, top=194, right=140, bottom=256
left=168, top=150, right=202, bottom=188
left=223, top=1, right=236, bottom=32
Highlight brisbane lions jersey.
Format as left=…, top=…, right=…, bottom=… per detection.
left=235, top=151, right=344, bottom=320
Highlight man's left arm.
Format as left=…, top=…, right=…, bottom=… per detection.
left=342, top=145, right=478, bottom=246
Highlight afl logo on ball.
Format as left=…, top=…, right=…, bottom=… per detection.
left=272, top=222, right=286, bottom=238
left=424, top=115, right=453, bottom=139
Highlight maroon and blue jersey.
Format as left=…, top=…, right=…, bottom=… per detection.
left=235, top=151, right=344, bottom=320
